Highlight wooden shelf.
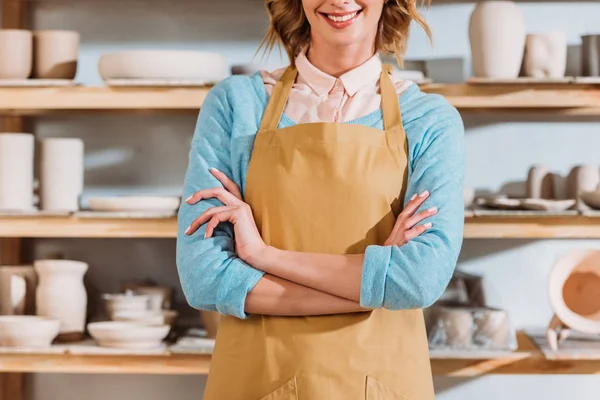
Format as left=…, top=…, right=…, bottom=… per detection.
left=3, top=83, right=600, bottom=115
left=2, top=214, right=600, bottom=238
left=0, top=333, right=598, bottom=375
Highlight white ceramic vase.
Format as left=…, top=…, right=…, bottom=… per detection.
left=40, top=138, right=84, bottom=211
left=34, top=260, right=88, bottom=341
left=469, top=1, right=526, bottom=79
left=0, top=133, right=35, bottom=211
left=523, top=32, right=567, bottom=78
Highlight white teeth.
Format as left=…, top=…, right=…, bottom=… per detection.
left=326, top=12, right=357, bottom=22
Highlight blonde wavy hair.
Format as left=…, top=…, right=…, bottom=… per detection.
left=258, top=0, right=432, bottom=67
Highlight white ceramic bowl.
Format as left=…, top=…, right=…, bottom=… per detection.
left=97, top=50, right=229, bottom=82
left=0, top=316, right=60, bottom=347
left=103, top=293, right=150, bottom=318
left=111, top=310, right=178, bottom=325
left=87, top=321, right=170, bottom=349
left=87, top=196, right=180, bottom=212
left=581, top=190, right=600, bottom=210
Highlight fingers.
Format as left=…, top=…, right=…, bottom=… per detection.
left=400, top=190, right=430, bottom=218
left=185, top=205, right=238, bottom=235
left=204, top=210, right=236, bottom=239
left=403, top=206, right=437, bottom=230
left=209, top=168, right=243, bottom=200
left=401, top=223, right=432, bottom=243
left=185, top=187, right=241, bottom=207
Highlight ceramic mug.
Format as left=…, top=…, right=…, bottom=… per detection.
left=32, top=30, right=79, bottom=79
left=0, top=29, right=32, bottom=79
left=581, top=35, right=600, bottom=77
left=0, top=133, right=35, bottom=211
left=40, top=138, right=84, bottom=211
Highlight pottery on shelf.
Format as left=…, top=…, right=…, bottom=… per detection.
left=103, top=292, right=149, bottom=319
left=526, top=164, right=555, bottom=199
left=111, top=310, right=178, bottom=326
left=0, top=29, right=32, bottom=79
left=0, top=316, right=60, bottom=347
left=34, top=259, right=88, bottom=342
left=123, top=285, right=173, bottom=311
left=86, top=196, right=180, bottom=212
left=581, top=35, right=600, bottom=77
left=581, top=188, right=600, bottom=210
left=97, top=50, right=229, bottom=83
left=40, top=138, right=84, bottom=212
left=32, top=30, right=79, bottom=79
left=472, top=308, right=515, bottom=349
left=0, top=266, right=38, bottom=315
left=566, top=165, right=600, bottom=211
left=87, top=321, right=171, bottom=349
left=0, top=133, right=35, bottom=211
left=547, top=249, right=600, bottom=349
left=468, top=1, right=526, bottom=79
left=523, top=32, right=567, bottom=79
left=520, top=198, right=575, bottom=212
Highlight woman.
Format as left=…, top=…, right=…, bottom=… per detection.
left=177, top=0, right=465, bottom=398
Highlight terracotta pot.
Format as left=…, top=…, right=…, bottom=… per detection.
left=40, top=138, right=84, bottom=211
left=548, top=249, right=600, bottom=334
left=523, top=32, right=567, bottom=78
left=0, top=29, right=32, bottom=79
left=200, top=310, right=220, bottom=339
left=0, top=133, right=35, bottom=211
left=32, top=30, right=79, bottom=79
left=34, top=259, right=88, bottom=342
left=469, top=1, right=526, bottom=78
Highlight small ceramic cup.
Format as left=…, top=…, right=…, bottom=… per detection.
left=32, top=30, right=79, bottom=79
left=526, top=164, right=555, bottom=200
left=0, top=29, right=33, bottom=79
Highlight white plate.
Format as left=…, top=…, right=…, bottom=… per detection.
left=0, top=79, right=77, bottom=87
left=104, top=79, right=216, bottom=87
left=86, top=196, right=180, bottom=212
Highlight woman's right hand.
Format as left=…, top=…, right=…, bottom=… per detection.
left=384, top=191, right=437, bottom=247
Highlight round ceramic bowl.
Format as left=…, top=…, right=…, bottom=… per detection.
left=97, top=50, right=229, bottom=82
left=0, top=316, right=60, bottom=347
left=87, top=196, right=180, bottom=212
left=103, top=293, right=150, bottom=318
left=581, top=189, right=600, bottom=210
left=549, top=249, right=600, bottom=334
left=87, top=321, right=171, bottom=349
left=111, top=310, right=178, bottom=326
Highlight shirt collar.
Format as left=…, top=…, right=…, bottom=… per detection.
left=295, top=50, right=383, bottom=97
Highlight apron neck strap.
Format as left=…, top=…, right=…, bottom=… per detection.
left=259, top=66, right=298, bottom=131
left=380, top=64, right=402, bottom=130
left=259, top=63, right=402, bottom=131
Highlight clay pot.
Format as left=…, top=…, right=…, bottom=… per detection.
left=523, top=32, right=567, bottom=78
left=0, top=133, right=35, bottom=211
left=581, top=35, right=600, bottom=77
left=40, top=138, right=84, bottom=212
left=0, top=29, right=32, bottom=79
left=549, top=249, right=600, bottom=334
left=566, top=165, right=600, bottom=211
left=526, top=164, right=555, bottom=199
left=32, top=30, right=79, bottom=79
left=469, top=1, right=526, bottom=79
left=34, top=259, right=88, bottom=342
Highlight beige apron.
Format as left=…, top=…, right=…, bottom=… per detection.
left=203, top=65, right=434, bottom=400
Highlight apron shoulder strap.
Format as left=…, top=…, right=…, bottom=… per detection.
left=259, top=66, right=298, bottom=131
left=380, top=64, right=403, bottom=130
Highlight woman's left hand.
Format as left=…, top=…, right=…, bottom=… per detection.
left=184, top=168, right=268, bottom=264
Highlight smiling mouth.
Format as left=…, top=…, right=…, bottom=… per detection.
left=321, top=10, right=362, bottom=23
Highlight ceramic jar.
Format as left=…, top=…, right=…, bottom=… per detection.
left=523, top=32, right=567, bottom=78
left=32, top=30, right=79, bottom=79
left=469, top=1, right=526, bottom=79
left=40, top=138, right=84, bottom=211
left=34, top=259, right=88, bottom=342
left=0, top=29, right=32, bottom=79
left=0, top=133, right=35, bottom=211
left=581, top=35, right=600, bottom=77
left=567, top=165, right=600, bottom=211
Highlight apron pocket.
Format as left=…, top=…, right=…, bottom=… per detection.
left=259, top=377, right=298, bottom=400
left=366, top=376, right=410, bottom=400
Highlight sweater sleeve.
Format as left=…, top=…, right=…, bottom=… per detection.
left=176, top=82, right=264, bottom=319
left=359, top=97, right=466, bottom=310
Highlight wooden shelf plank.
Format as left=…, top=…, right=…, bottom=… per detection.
left=3, top=83, right=600, bottom=115
left=0, top=215, right=600, bottom=239
left=0, top=333, right=597, bottom=375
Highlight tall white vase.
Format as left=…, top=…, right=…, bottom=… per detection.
left=34, top=260, right=88, bottom=341
left=40, top=138, right=84, bottom=211
left=0, top=133, right=35, bottom=211
left=469, top=1, right=526, bottom=79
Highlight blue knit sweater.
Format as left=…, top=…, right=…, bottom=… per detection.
left=176, top=71, right=465, bottom=319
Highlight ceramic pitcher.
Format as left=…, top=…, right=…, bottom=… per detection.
left=34, top=259, right=88, bottom=341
